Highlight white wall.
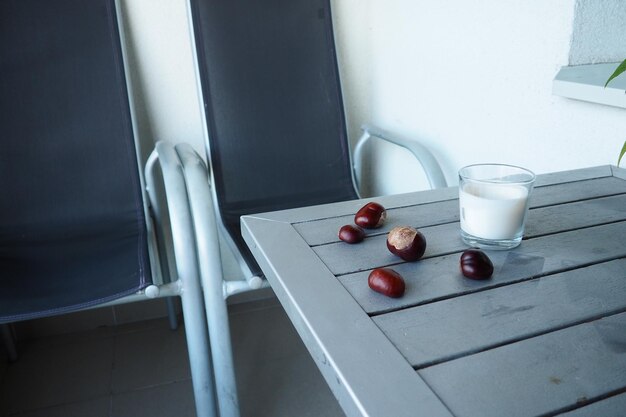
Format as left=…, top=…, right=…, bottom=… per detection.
left=118, top=0, right=206, bottom=164
left=569, top=0, right=626, bottom=65
left=119, top=0, right=626, bottom=278
left=333, top=0, right=626, bottom=195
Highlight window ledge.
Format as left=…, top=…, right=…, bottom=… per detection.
left=553, top=63, right=626, bottom=109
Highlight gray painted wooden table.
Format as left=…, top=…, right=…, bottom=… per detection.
left=241, top=165, right=626, bottom=417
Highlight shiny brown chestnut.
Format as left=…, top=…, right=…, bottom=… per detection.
left=354, top=202, right=386, bottom=229
left=368, top=268, right=405, bottom=298
left=460, top=249, right=494, bottom=280
left=338, top=224, right=365, bottom=244
left=386, top=226, right=426, bottom=262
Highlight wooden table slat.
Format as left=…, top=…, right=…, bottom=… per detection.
left=316, top=194, right=626, bottom=276
left=559, top=391, right=626, bottom=417
left=374, top=259, right=626, bottom=368
left=296, top=174, right=626, bottom=247
left=249, top=186, right=459, bottom=224
left=524, top=193, right=626, bottom=237
left=611, top=165, right=626, bottom=181
left=339, top=221, right=626, bottom=315
left=533, top=164, right=612, bottom=186
left=420, top=312, right=626, bottom=417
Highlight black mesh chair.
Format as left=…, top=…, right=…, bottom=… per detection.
left=0, top=1, right=218, bottom=416
left=179, top=0, right=447, bottom=416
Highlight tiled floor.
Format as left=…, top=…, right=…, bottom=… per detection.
left=0, top=298, right=345, bottom=417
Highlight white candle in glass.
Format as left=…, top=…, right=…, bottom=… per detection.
left=459, top=183, right=529, bottom=240
left=458, top=164, right=535, bottom=250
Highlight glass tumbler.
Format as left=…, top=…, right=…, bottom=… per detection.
left=459, top=164, right=535, bottom=250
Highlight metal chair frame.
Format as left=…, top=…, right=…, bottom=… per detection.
left=156, top=125, right=446, bottom=417
left=0, top=1, right=220, bottom=415
left=174, top=2, right=450, bottom=416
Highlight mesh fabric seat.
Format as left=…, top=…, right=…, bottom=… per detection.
left=190, top=0, right=359, bottom=278
left=0, top=0, right=150, bottom=322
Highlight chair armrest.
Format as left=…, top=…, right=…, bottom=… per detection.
left=353, top=125, right=447, bottom=191
left=145, top=150, right=176, bottom=285
left=145, top=143, right=202, bottom=294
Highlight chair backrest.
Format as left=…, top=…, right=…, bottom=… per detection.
left=0, top=0, right=151, bottom=322
left=189, top=0, right=358, bottom=275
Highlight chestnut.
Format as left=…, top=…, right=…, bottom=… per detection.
left=338, top=224, right=365, bottom=244
left=386, top=226, right=426, bottom=262
left=460, top=249, right=494, bottom=280
left=355, top=202, right=386, bottom=229
left=368, top=268, right=405, bottom=298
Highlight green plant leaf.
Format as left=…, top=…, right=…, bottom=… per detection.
left=604, top=59, right=626, bottom=87
left=619, top=141, right=626, bottom=167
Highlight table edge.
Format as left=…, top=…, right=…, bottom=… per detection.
left=241, top=216, right=454, bottom=417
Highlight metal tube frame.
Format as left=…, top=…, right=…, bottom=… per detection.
left=150, top=142, right=218, bottom=417
left=176, top=143, right=241, bottom=417
left=353, top=124, right=448, bottom=194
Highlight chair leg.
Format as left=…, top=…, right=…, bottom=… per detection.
left=179, top=291, right=218, bottom=417
left=206, top=292, right=240, bottom=417
left=166, top=297, right=179, bottom=331
left=1, top=324, right=18, bottom=362
left=173, top=143, right=241, bottom=417
left=153, top=142, right=218, bottom=417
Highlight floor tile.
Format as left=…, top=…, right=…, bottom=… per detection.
left=113, top=315, right=176, bottom=336
left=0, top=336, right=114, bottom=415
left=111, top=320, right=190, bottom=393
left=114, top=298, right=179, bottom=325
left=16, top=307, right=115, bottom=340
left=227, top=287, right=278, bottom=311
left=237, top=349, right=345, bottom=417
left=11, top=397, right=110, bottom=417
left=17, top=323, right=116, bottom=351
left=0, top=346, right=8, bottom=384
left=112, top=380, right=196, bottom=417
left=232, top=305, right=345, bottom=417
left=230, top=304, right=307, bottom=364
left=1, top=300, right=346, bottom=417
